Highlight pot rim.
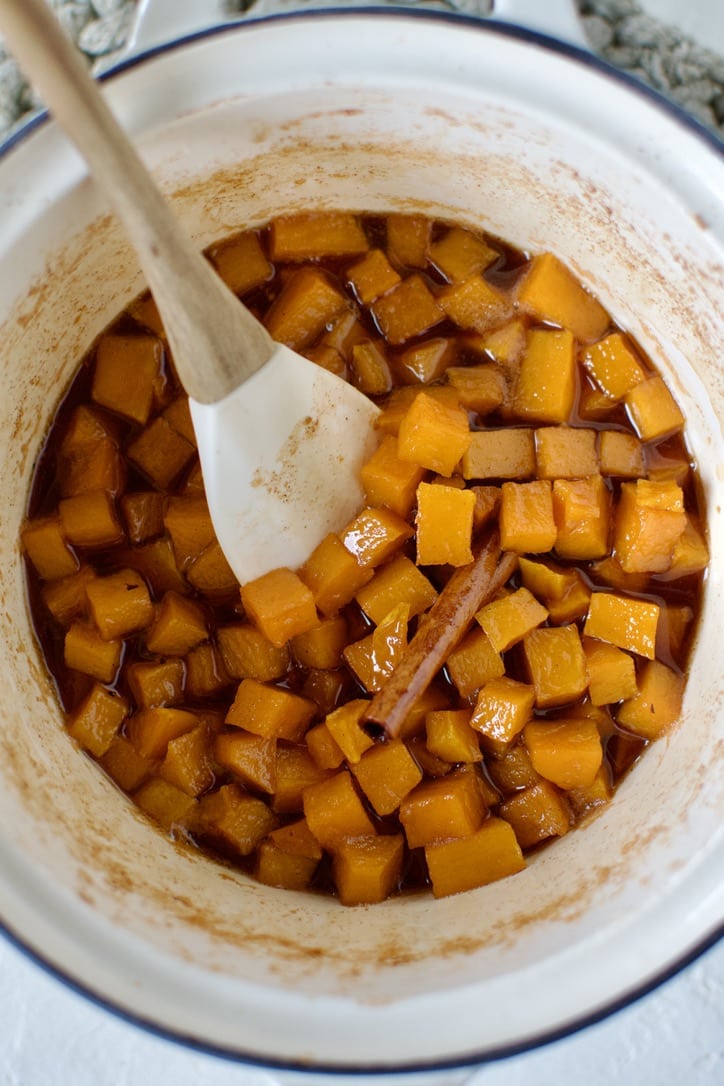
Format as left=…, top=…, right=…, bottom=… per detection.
left=0, top=7, right=722, bottom=1077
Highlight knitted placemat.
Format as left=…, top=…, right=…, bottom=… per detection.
left=0, top=0, right=722, bottom=139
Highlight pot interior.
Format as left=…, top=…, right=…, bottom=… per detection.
left=0, top=13, right=721, bottom=1071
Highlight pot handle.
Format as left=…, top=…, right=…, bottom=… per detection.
left=128, top=0, right=589, bottom=56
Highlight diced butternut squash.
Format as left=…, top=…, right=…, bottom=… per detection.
left=240, top=567, right=318, bottom=648
left=446, top=627, right=505, bottom=699
left=341, top=506, right=413, bottom=569
left=399, top=768, right=487, bottom=848
left=397, top=391, right=470, bottom=476
left=581, top=333, right=646, bottom=401
left=209, top=231, right=273, bottom=294
left=198, top=783, right=277, bottom=855
left=513, top=329, right=576, bottom=423
left=121, top=491, right=165, bottom=545
left=523, top=718, right=603, bottom=790
left=186, top=540, right=237, bottom=596
left=127, top=417, right=195, bottom=490
left=386, top=214, right=431, bottom=268
left=302, top=668, right=349, bottom=717
left=100, top=735, right=153, bottom=792
left=217, top=624, right=290, bottom=682
left=346, top=248, right=401, bottom=305
left=446, top=364, right=505, bottom=415
left=41, top=565, right=96, bottom=627
left=184, top=642, right=230, bottom=698
left=350, top=340, right=392, bottom=396
left=616, top=659, right=684, bottom=739
left=58, top=434, right=123, bottom=500
left=128, top=291, right=164, bottom=337
left=58, top=490, right=124, bottom=549
left=499, top=479, right=557, bottom=554
left=371, top=274, right=444, bottom=345
left=214, top=730, right=277, bottom=793
left=487, top=743, right=540, bottom=793
left=126, top=657, right=185, bottom=709
left=598, top=429, right=645, bottom=478
left=461, top=428, right=536, bottom=481
left=270, top=212, right=369, bottom=261
left=355, top=554, right=437, bottom=625
left=306, top=721, right=346, bottom=770
left=625, top=375, right=684, bottom=440
left=476, top=587, right=548, bottom=653
left=291, top=616, right=348, bottom=671
left=438, top=275, right=509, bottom=334
left=121, top=536, right=187, bottom=597
left=163, top=495, right=215, bottom=570
left=350, top=740, right=422, bottom=816
left=470, top=677, right=536, bottom=752
left=517, top=252, right=610, bottom=342
left=359, top=434, right=426, bottom=518
left=264, top=266, right=348, bottom=351
left=92, top=334, right=164, bottom=424
left=343, top=604, right=409, bottom=694
left=567, top=764, right=613, bottom=818
left=272, top=745, right=330, bottom=814
left=397, top=337, right=457, bottom=385
left=162, top=396, right=196, bottom=446
left=500, top=780, right=570, bottom=848
left=553, top=474, right=611, bottom=560
left=584, top=591, right=660, bottom=659
left=583, top=637, right=638, bottom=706
left=145, top=591, right=207, bottom=656
left=332, top=834, right=405, bottom=906
left=66, top=683, right=129, bottom=757
left=323, top=699, right=375, bottom=764
left=226, top=678, right=315, bottom=743
left=127, top=706, right=199, bottom=760
left=255, top=838, right=319, bottom=892
left=21, top=516, right=78, bottom=581
left=268, top=818, right=322, bottom=861
left=303, top=770, right=375, bottom=847
left=299, top=533, right=373, bottom=616
left=535, top=427, right=598, bottom=480
left=374, top=384, right=460, bottom=436
left=523, top=625, right=588, bottom=709
left=415, top=482, right=475, bottom=566
left=429, top=226, right=498, bottom=283
left=425, top=817, right=525, bottom=898
left=426, top=708, right=482, bottom=764
left=614, top=479, right=686, bottom=573
left=134, top=778, right=196, bottom=831
left=64, top=621, right=122, bottom=683
left=160, top=725, right=214, bottom=796
left=669, top=515, right=709, bottom=576
left=85, top=568, right=153, bottom=640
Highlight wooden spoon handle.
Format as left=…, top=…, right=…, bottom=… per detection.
left=0, top=0, right=274, bottom=404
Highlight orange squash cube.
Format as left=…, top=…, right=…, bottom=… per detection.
left=346, top=248, right=401, bottom=305
left=446, top=627, right=505, bottom=699
left=162, top=396, right=195, bottom=446
left=499, top=479, right=557, bottom=554
left=163, top=495, right=216, bottom=569
left=470, top=485, right=501, bottom=532
left=160, top=725, right=214, bottom=796
left=324, top=699, right=375, bottom=764
left=476, top=587, right=548, bottom=653
left=303, top=770, right=376, bottom=847
left=598, top=430, right=645, bottom=478
left=476, top=318, right=527, bottom=367
left=517, top=252, right=610, bottom=342
left=350, top=340, right=392, bottom=396
left=332, top=834, right=405, bottom=906
left=523, top=718, right=603, bottom=790
left=121, top=491, right=165, bottom=545
left=21, top=516, right=79, bottom=581
left=270, top=212, right=369, bottom=261
left=100, top=735, right=153, bottom=792
left=429, top=226, right=497, bottom=282
left=264, top=266, right=349, bottom=351
left=341, top=506, right=413, bottom=569
left=217, top=623, right=290, bottom=682
left=513, top=329, right=576, bottom=423
left=359, top=434, right=426, bottom=518
left=185, top=540, right=237, bottom=596
left=625, top=375, right=684, bottom=440
left=85, top=568, right=153, bottom=640
left=445, top=364, right=505, bottom=415
left=343, top=603, right=409, bottom=694
left=438, top=275, right=509, bottom=334
left=523, top=625, right=588, bottom=709
left=372, top=274, right=444, bottom=345
left=306, top=721, right=346, bottom=770
left=64, top=621, right=122, bottom=684
left=255, top=838, right=319, bottom=893
left=582, top=637, right=637, bottom=706
left=461, top=428, right=536, bottom=481
left=40, top=565, right=96, bottom=627
left=302, top=669, right=349, bottom=717
left=299, top=533, right=373, bottom=617
left=426, top=708, right=482, bottom=764
left=66, top=683, right=129, bottom=757
left=214, top=730, right=277, bottom=793
left=487, top=743, right=540, bottom=793
left=127, top=706, right=199, bottom=760
left=500, top=780, right=570, bottom=848
left=374, top=384, right=460, bottom=437
left=535, top=427, right=598, bottom=480
left=616, top=659, right=684, bottom=739
left=268, top=818, right=323, bottom=861
left=184, top=642, right=230, bottom=698
left=470, top=677, right=536, bottom=752
left=145, top=591, right=207, bottom=656
left=209, top=230, right=273, bottom=294
left=584, top=591, right=660, bottom=659
left=425, top=817, right=525, bottom=898
left=126, top=657, right=185, bottom=709
left=355, top=554, right=437, bottom=625
left=128, top=291, right=164, bottom=337
left=121, top=536, right=187, bottom=597
left=386, top=214, right=431, bottom=267
left=669, top=515, right=709, bottom=577
left=226, top=678, right=315, bottom=742
left=134, top=778, right=196, bottom=831
left=553, top=474, right=611, bottom=560
left=58, top=433, right=124, bottom=500
left=240, top=567, right=318, bottom=648
left=92, top=333, right=164, bottom=425
left=291, top=616, right=348, bottom=670
left=567, top=764, right=613, bottom=818
left=397, top=391, right=470, bottom=476
left=272, top=745, right=330, bottom=814
left=581, top=332, right=646, bottom=401
left=519, top=558, right=591, bottom=625
left=351, top=740, right=422, bottom=816
left=198, top=783, right=277, bottom=855
left=415, top=482, right=475, bottom=566
left=127, top=417, right=195, bottom=490
left=399, top=768, right=487, bottom=848
left=614, top=479, right=686, bottom=573
left=396, top=683, right=451, bottom=742
left=397, top=337, right=457, bottom=385
left=59, top=490, right=124, bottom=549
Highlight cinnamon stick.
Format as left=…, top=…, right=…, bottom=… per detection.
left=364, top=533, right=517, bottom=738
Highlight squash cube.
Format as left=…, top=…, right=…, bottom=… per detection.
left=425, top=817, right=525, bottom=898
left=359, top=434, right=426, bottom=518
left=499, top=479, right=557, bottom=554
left=535, top=427, right=598, bottom=480
left=64, top=621, right=122, bottom=684
left=186, top=541, right=237, bottom=596
left=519, top=558, right=591, bottom=625
left=127, top=657, right=185, bottom=709
left=306, top=721, right=346, bottom=770
left=567, top=765, right=613, bottom=818
left=264, top=266, right=349, bottom=351
left=127, top=706, right=198, bottom=760
left=184, top=642, right=230, bottom=698
left=446, top=364, right=505, bottom=415
left=598, top=430, right=645, bottom=478
left=324, top=699, right=375, bottom=764
left=341, top=506, right=413, bottom=569
left=523, top=718, right=603, bottom=790
left=163, top=495, right=216, bottom=569
left=461, top=428, right=536, bottom=481
left=614, top=479, right=686, bottom=573
left=399, top=768, right=487, bottom=848
left=355, top=554, right=437, bottom=625
left=225, top=678, right=315, bottom=742
left=516, top=252, right=610, bottom=342
left=127, top=417, right=195, bottom=490
left=397, top=391, right=471, bottom=476
left=255, top=838, right=319, bottom=893
left=41, top=565, right=97, bottom=627
left=198, top=783, right=277, bottom=855
left=214, top=730, right=277, bottom=793
left=500, top=780, right=570, bottom=848
left=299, top=533, right=373, bottom=616
left=217, top=623, right=290, bottom=682
left=160, top=725, right=214, bottom=796
left=475, top=587, right=548, bottom=653
left=438, top=275, right=509, bottom=334
left=86, top=568, right=153, bottom=640
left=343, top=603, right=409, bottom=694
left=371, top=274, right=444, bottom=345
left=374, top=384, right=460, bottom=437
left=429, top=226, right=498, bottom=283
left=122, top=537, right=186, bottom=597
left=523, top=625, right=588, bottom=709
left=470, top=677, right=536, bottom=752
left=582, top=637, right=637, bottom=706
left=303, top=770, right=375, bottom=847
left=669, top=515, right=709, bottom=577
left=92, top=333, right=163, bottom=425
left=616, top=659, right=684, bottom=739
left=415, top=482, right=475, bottom=567
left=302, top=669, right=349, bottom=717
left=350, top=340, right=392, bottom=396
left=427, top=708, right=482, bottom=764
left=134, top=778, right=196, bottom=831
left=272, top=745, right=330, bottom=814
left=209, top=231, right=272, bottom=295
left=145, top=591, right=207, bottom=656
left=332, top=834, right=405, bottom=906
left=240, top=567, right=318, bottom=648
left=513, top=329, right=576, bottom=423
left=487, top=743, right=540, bottom=793
left=66, top=683, right=129, bottom=757
left=553, top=474, right=611, bottom=560
left=346, top=248, right=401, bottom=305
left=397, top=337, right=457, bottom=385
left=625, top=375, right=684, bottom=440
left=386, top=214, right=431, bottom=267
left=59, top=490, right=124, bottom=549
left=21, top=516, right=78, bottom=581
left=58, top=434, right=123, bottom=500
left=270, top=212, right=369, bottom=261
left=581, top=332, right=646, bottom=401
left=584, top=591, right=660, bottom=659
left=100, top=735, right=153, bottom=792
left=291, top=615, right=348, bottom=671
left=446, top=627, right=505, bottom=699
left=121, top=491, right=165, bottom=545
left=351, top=740, right=423, bottom=816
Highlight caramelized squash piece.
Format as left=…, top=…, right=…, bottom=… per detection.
left=217, top=624, right=290, bottom=682
left=264, top=266, right=349, bottom=351
left=359, top=434, right=426, bottom=518
left=582, top=638, right=637, bottom=706
left=299, top=533, right=373, bottom=617
left=59, top=490, right=124, bottom=549
left=426, top=708, right=482, bottom=764
left=446, top=627, right=505, bottom=700
left=397, top=391, right=470, bottom=476
left=584, top=591, right=660, bottom=660
left=446, top=364, right=505, bottom=415
left=553, top=475, right=610, bottom=561
left=134, top=778, right=196, bottom=831
left=341, top=506, right=413, bottom=569
left=127, top=706, right=199, bottom=760
left=416, top=482, right=475, bottom=567
left=461, top=428, right=535, bottom=481
left=372, top=274, right=444, bottom=345
left=581, top=332, right=646, bottom=401
left=240, top=567, right=318, bottom=648
left=214, top=730, right=277, bottom=793
left=291, top=616, right=348, bottom=671
left=425, top=817, right=525, bottom=898
left=346, top=248, right=401, bottom=305
left=127, top=657, right=185, bottom=709
left=439, top=275, right=509, bottom=334
left=160, top=725, right=214, bottom=796
left=270, top=212, right=369, bottom=261
left=324, top=699, right=375, bottom=764
left=343, top=604, right=409, bottom=694
left=476, top=587, right=548, bottom=653
left=198, top=783, right=277, bottom=856
left=64, top=621, right=122, bottom=684
left=226, top=678, right=315, bottom=743
left=209, top=231, right=272, bottom=295
left=616, top=659, right=684, bottom=739
left=499, top=479, right=557, bottom=554
left=386, top=214, right=431, bottom=268
left=92, top=334, right=164, bottom=425
left=625, top=375, right=684, bottom=441
left=524, top=718, right=603, bottom=790
left=514, top=329, right=576, bottom=423
left=614, top=479, right=686, bottom=573
left=303, top=770, right=376, bottom=848
left=399, top=768, right=487, bottom=848
left=397, top=337, right=457, bottom=385
left=350, top=340, right=392, bottom=396
left=355, top=554, right=437, bottom=626
left=598, top=429, right=645, bottom=478
left=86, top=568, right=153, bottom=640
left=500, top=780, right=570, bottom=848
left=517, top=252, right=610, bottom=342
left=523, top=624, right=588, bottom=709
left=429, top=226, right=497, bottom=282
left=470, top=677, right=536, bottom=753
left=535, top=427, right=598, bottom=480
left=21, top=516, right=78, bottom=581
left=272, top=745, right=330, bottom=814
left=66, top=683, right=129, bottom=757
left=127, top=417, right=195, bottom=490
left=332, top=834, right=405, bottom=906
left=121, top=491, right=165, bottom=545
left=145, top=591, right=207, bottom=656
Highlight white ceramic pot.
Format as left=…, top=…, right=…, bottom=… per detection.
left=0, top=2, right=721, bottom=1081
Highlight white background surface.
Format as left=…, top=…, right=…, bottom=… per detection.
left=1, top=929, right=722, bottom=1084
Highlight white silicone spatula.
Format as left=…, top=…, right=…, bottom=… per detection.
left=0, top=0, right=379, bottom=583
